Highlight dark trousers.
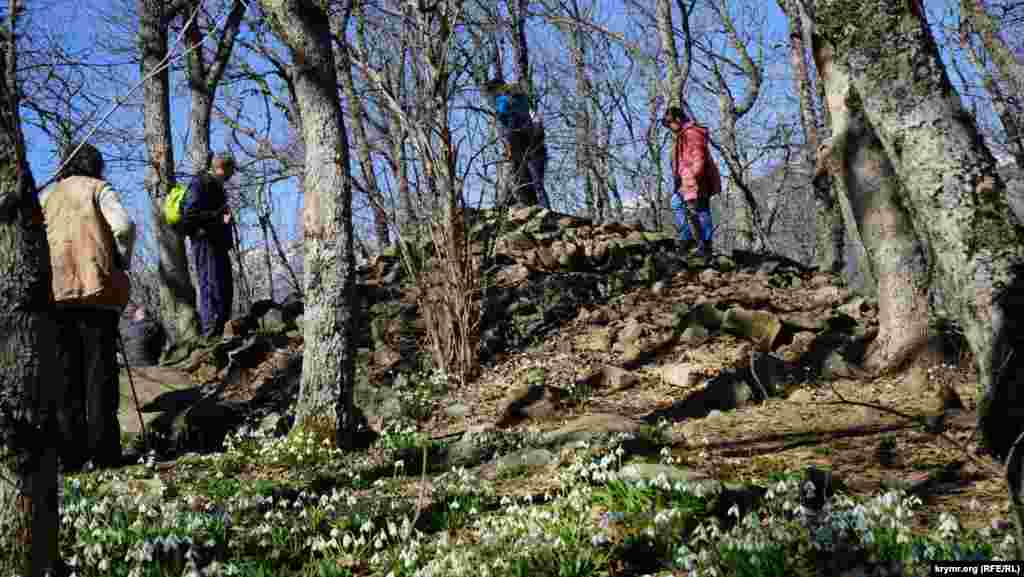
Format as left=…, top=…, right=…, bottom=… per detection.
left=502, top=125, right=547, bottom=207
left=54, top=308, right=121, bottom=468
left=191, top=234, right=234, bottom=337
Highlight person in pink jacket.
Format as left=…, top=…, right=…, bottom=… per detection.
left=663, top=106, right=720, bottom=261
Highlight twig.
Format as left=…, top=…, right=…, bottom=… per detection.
left=822, top=382, right=1001, bottom=476
left=36, top=0, right=251, bottom=192
left=749, top=352, right=769, bottom=401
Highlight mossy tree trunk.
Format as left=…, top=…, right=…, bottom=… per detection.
left=260, top=0, right=359, bottom=447
left=0, top=12, right=61, bottom=576
left=814, top=0, right=1024, bottom=459
left=811, top=35, right=930, bottom=374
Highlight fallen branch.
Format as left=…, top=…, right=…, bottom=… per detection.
left=822, top=383, right=1000, bottom=477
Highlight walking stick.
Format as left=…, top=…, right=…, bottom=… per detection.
left=115, top=334, right=148, bottom=454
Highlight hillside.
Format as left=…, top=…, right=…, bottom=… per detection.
left=78, top=206, right=1010, bottom=577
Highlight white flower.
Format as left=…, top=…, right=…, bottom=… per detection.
left=938, top=512, right=959, bottom=539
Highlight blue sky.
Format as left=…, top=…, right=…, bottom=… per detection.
left=17, top=0, right=1007, bottom=264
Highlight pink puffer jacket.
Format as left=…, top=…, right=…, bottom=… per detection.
left=674, top=121, right=722, bottom=201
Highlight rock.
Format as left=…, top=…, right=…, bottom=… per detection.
left=721, top=308, right=782, bottom=352
left=497, top=384, right=561, bottom=426
left=786, top=387, right=815, bottom=404
left=615, top=319, right=645, bottom=349
left=680, top=324, right=710, bottom=344
left=576, top=328, right=614, bottom=353
left=651, top=280, right=669, bottom=295
left=620, top=342, right=645, bottom=365
left=543, top=413, right=643, bottom=449
left=536, top=245, right=559, bottom=269
left=659, top=363, right=702, bottom=388
left=552, top=240, right=581, bottom=269
left=809, top=286, right=849, bottom=308
left=780, top=312, right=828, bottom=332
left=618, top=463, right=702, bottom=486
left=689, top=303, right=724, bottom=330
left=445, top=403, right=470, bottom=419
left=578, top=365, right=639, bottom=392
left=715, top=256, right=736, bottom=272
left=497, top=448, right=558, bottom=470
left=698, top=268, right=721, bottom=287
left=495, top=263, right=532, bottom=286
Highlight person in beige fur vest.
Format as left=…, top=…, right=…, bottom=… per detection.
left=40, top=142, right=135, bottom=470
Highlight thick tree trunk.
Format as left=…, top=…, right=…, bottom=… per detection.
left=812, top=37, right=930, bottom=374
left=0, top=20, right=61, bottom=575
left=261, top=0, right=358, bottom=448
left=815, top=0, right=1024, bottom=459
left=139, top=0, right=201, bottom=344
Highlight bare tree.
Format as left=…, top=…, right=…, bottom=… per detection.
left=705, top=0, right=762, bottom=252
left=182, top=0, right=246, bottom=173
left=0, top=4, right=61, bottom=573
left=959, top=0, right=1024, bottom=169
left=258, top=0, right=359, bottom=447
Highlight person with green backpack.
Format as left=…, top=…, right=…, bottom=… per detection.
left=181, top=153, right=237, bottom=341
left=40, top=142, right=135, bottom=470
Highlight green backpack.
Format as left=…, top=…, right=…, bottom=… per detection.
left=162, top=184, right=190, bottom=230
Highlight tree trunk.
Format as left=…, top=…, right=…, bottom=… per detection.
left=0, top=16, right=61, bottom=575
left=812, top=36, right=930, bottom=374
left=814, top=0, right=1024, bottom=459
left=510, top=0, right=531, bottom=91
left=139, top=0, right=201, bottom=344
left=261, top=0, right=358, bottom=448
left=569, top=0, right=598, bottom=220
left=656, top=0, right=680, bottom=108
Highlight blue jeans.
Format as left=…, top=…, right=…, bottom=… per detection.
left=672, top=194, right=713, bottom=243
